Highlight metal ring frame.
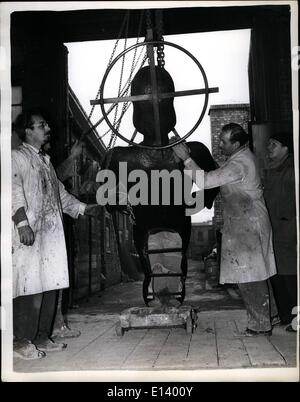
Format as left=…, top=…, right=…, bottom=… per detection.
left=99, top=40, right=211, bottom=150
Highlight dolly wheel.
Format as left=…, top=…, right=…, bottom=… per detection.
left=116, top=323, right=125, bottom=337
left=186, top=317, right=193, bottom=334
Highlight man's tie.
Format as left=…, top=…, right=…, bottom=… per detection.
left=38, top=149, right=47, bottom=164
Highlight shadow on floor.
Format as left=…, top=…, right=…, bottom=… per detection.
left=75, top=259, right=244, bottom=315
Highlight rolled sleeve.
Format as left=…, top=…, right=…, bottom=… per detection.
left=78, top=203, right=87, bottom=216
left=16, top=220, right=29, bottom=228
left=184, top=157, right=243, bottom=189
left=204, top=161, right=243, bottom=188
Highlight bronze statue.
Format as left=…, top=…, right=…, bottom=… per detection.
left=101, top=66, right=219, bottom=305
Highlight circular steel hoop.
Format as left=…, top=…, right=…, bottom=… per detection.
left=100, top=40, right=210, bottom=150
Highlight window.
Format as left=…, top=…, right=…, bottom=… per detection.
left=198, top=231, right=204, bottom=242
left=208, top=230, right=215, bottom=242
left=12, top=86, right=22, bottom=122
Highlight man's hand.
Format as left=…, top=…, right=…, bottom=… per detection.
left=18, top=225, right=35, bottom=246
left=84, top=204, right=102, bottom=218
left=169, top=135, right=191, bottom=162
left=70, top=140, right=84, bottom=159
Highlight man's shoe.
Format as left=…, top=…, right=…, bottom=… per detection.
left=52, top=324, right=81, bottom=339
left=271, top=316, right=282, bottom=326
left=272, top=316, right=291, bottom=327
left=35, top=337, right=67, bottom=352
left=239, top=328, right=272, bottom=337
left=285, top=324, right=297, bottom=333
left=14, top=340, right=46, bottom=360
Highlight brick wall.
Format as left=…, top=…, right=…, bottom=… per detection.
left=71, top=209, right=121, bottom=301
left=209, top=104, right=250, bottom=230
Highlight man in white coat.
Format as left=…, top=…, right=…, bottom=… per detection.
left=12, top=109, right=100, bottom=359
left=172, top=123, right=277, bottom=336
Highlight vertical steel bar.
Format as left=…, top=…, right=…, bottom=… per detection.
left=146, top=28, right=161, bottom=145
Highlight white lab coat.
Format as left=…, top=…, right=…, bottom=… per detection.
left=12, top=143, right=86, bottom=298
left=185, top=145, right=277, bottom=283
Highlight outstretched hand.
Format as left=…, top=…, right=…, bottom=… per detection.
left=169, top=135, right=191, bottom=162
left=84, top=204, right=102, bottom=218
left=70, top=140, right=84, bottom=158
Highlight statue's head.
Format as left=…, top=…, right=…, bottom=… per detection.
left=131, top=66, right=176, bottom=145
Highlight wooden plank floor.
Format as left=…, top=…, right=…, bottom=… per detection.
left=13, top=309, right=297, bottom=374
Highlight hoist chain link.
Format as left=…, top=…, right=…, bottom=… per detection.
left=157, top=43, right=165, bottom=68
left=89, top=15, right=129, bottom=120
left=100, top=52, right=147, bottom=142
left=156, top=11, right=165, bottom=68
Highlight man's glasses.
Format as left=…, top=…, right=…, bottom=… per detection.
left=30, top=121, right=49, bottom=129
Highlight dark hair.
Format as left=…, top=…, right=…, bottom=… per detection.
left=222, top=123, right=249, bottom=147
left=270, top=131, right=293, bottom=153
left=270, top=120, right=293, bottom=153
left=14, top=108, right=46, bottom=141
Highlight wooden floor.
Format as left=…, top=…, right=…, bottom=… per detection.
left=10, top=260, right=298, bottom=380
left=13, top=309, right=297, bottom=375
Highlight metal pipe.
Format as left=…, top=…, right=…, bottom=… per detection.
left=90, top=87, right=219, bottom=105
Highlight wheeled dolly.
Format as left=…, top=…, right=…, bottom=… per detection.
left=115, top=306, right=197, bottom=336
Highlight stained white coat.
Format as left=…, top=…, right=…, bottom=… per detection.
left=12, top=143, right=86, bottom=298
left=185, top=145, right=277, bottom=283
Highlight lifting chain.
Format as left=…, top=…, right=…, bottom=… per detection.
left=145, top=10, right=165, bottom=68
left=110, top=15, right=129, bottom=147
left=155, top=10, right=165, bottom=68
left=103, top=11, right=147, bottom=155
left=89, top=11, right=130, bottom=120
left=101, top=9, right=145, bottom=228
